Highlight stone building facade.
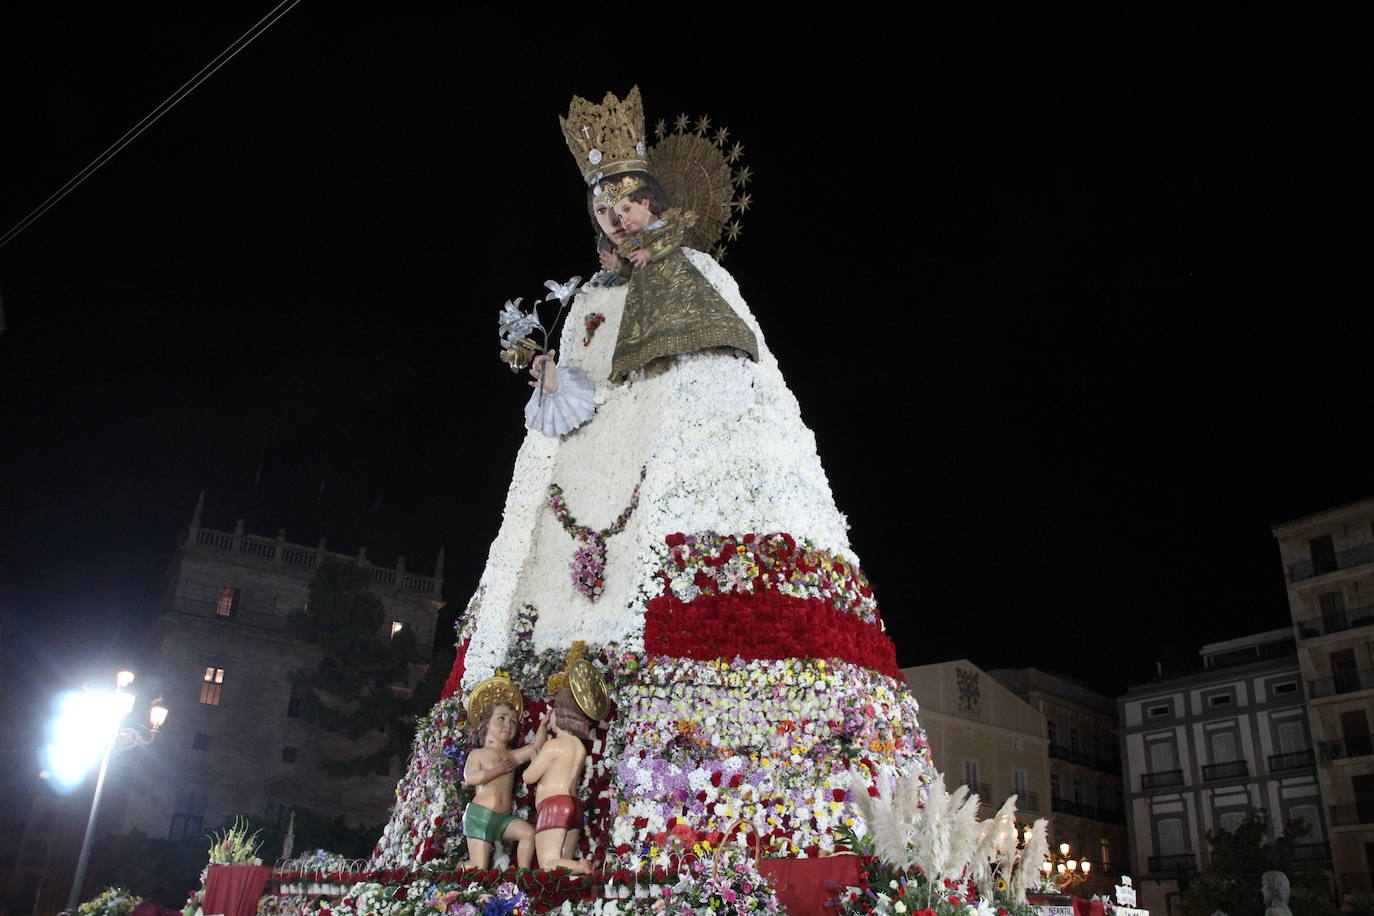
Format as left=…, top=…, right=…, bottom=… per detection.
left=106, top=497, right=445, bottom=843
left=989, top=667, right=1127, bottom=898
left=900, top=660, right=1051, bottom=827
left=1118, top=629, right=1327, bottom=916
left=1273, top=497, right=1374, bottom=901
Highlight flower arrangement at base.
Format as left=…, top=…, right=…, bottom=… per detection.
left=829, top=769, right=1048, bottom=916
left=79, top=887, right=143, bottom=916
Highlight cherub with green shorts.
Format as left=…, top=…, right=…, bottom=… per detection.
left=459, top=677, right=547, bottom=869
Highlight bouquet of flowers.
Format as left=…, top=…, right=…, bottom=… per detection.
left=79, top=886, right=143, bottom=916
left=209, top=817, right=264, bottom=865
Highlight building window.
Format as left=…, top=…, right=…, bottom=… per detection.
left=281, top=746, right=298, bottom=763
left=287, top=691, right=303, bottom=718
left=390, top=620, right=405, bottom=637
left=964, top=759, right=979, bottom=791
left=1209, top=693, right=1233, bottom=707
left=200, top=667, right=225, bottom=706
left=1277, top=720, right=1307, bottom=754
left=1310, top=534, right=1337, bottom=576
left=1013, top=768, right=1029, bottom=797
left=1157, top=817, right=1186, bottom=856
left=192, top=732, right=211, bottom=751
left=1070, top=727, right=1081, bottom=753
left=1099, top=836, right=1112, bottom=867
left=1050, top=774, right=1062, bottom=800
left=168, top=792, right=207, bottom=842
left=1272, top=680, right=1298, bottom=696
left=1047, top=721, right=1058, bottom=744
left=1147, top=703, right=1170, bottom=718
left=1149, top=740, right=1177, bottom=772
left=215, top=587, right=239, bottom=619
left=1072, top=777, right=1084, bottom=804
left=1210, top=731, right=1239, bottom=763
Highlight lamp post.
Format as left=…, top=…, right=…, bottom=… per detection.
left=44, top=671, right=168, bottom=912
left=1041, top=841, right=1092, bottom=891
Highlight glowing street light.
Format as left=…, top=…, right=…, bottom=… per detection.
left=41, top=671, right=169, bottom=911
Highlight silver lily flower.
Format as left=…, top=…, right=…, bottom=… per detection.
left=542, top=276, right=583, bottom=307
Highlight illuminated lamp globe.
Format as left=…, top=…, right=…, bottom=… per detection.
left=116, top=670, right=135, bottom=689
left=1081, top=861, right=1091, bottom=875
left=150, top=697, right=169, bottom=730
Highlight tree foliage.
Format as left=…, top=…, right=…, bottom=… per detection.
left=288, top=561, right=445, bottom=776
left=1177, top=810, right=1334, bottom=916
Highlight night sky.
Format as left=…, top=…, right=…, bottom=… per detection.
left=3, top=16, right=1372, bottom=700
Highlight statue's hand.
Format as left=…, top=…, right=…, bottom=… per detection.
left=529, top=350, right=559, bottom=394
left=628, top=249, right=650, bottom=267
left=598, top=250, right=620, bottom=270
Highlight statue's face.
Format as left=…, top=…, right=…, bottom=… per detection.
left=614, top=197, right=655, bottom=233
left=485, top=703, right=517, bottom=746
left=592, top=196, right=626, bottom=246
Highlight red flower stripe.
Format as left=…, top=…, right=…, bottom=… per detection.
left=643, top=589, right=899, bottom=677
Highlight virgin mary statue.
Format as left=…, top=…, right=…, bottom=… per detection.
left=371, top=87, right=931, bottom=873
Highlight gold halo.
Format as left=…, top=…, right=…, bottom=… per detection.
left=568, top=658, right=609, bottom=720
left=649, top=131, right=735, bottom=254
left=467, top=676, right=523, bottom=726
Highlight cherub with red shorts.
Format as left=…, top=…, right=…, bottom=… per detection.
left=522, top=686, right=595, bottom=873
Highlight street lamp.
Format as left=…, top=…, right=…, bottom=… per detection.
left=41, top=671, right=168, bottom=911
left=1044, top=842, right=1091, bottom=891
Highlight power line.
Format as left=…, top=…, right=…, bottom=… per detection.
left=0, top=0, right=305, bottom=251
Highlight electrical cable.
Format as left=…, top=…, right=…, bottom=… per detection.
left=0, top=0, right=304, bottom=251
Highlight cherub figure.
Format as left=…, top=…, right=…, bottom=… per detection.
left=459, top=678, right=547, bottom=869
left=522, top=687, right=596, bottom=873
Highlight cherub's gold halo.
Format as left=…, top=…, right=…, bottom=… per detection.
left=568, top=658, right=609, bottom=720
left=467, top=676, right=523, bottom=726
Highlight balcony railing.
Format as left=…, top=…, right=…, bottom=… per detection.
left=1288, top=842, right=1331, bottom=863
left=1142, top=769, right=1184, bottom=790
left=1328, top=803, right=1374, bottom=827
left=1309, top=669, right=1374, bottom=699
left=1296, top=605, right=1374, bottom=639
left=1018, top=792, right=1040, bottom=812
left=1052, top=797, right=1096, bottom=818
left=1048, top=744, right=1121, bottom=773
left=191, top=526, right=440, bottom=595
left=1148, top=853, right=1196, bottom=874
left=1202, top=760, right=1249, bottom=781
left=1289, top=542, right=1374, bottom=582
left=1269, top=749, right=1316, bottom=771
left=1320, top=739, right=1374, bottom=762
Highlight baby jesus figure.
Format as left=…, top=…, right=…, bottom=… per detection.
left=459, top=692, right=548, bottom=869
left=521, top=688, right=595, bottom=873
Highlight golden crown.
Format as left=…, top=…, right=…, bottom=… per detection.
left=560, top=86, right=649, bottom=186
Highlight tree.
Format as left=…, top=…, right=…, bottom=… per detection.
left=1177, top=810, right=1334, bottom=916
left=288, top=561, right=443, bottom=776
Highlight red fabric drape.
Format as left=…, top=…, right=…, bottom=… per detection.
left=757, top=856, right=862, bottom=916
left=201, top=864, right=272, bottom=916
left=1072, top=897, right=1106, bottom=916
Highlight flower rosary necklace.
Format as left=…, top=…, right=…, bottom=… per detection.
left=548, top=466, right=646, bottom=601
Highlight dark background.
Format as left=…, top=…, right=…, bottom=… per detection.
left=2, top=16, right=1372, bottom=702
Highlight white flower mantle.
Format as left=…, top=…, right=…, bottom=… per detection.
left=462, top=251, right=855, bottom=688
